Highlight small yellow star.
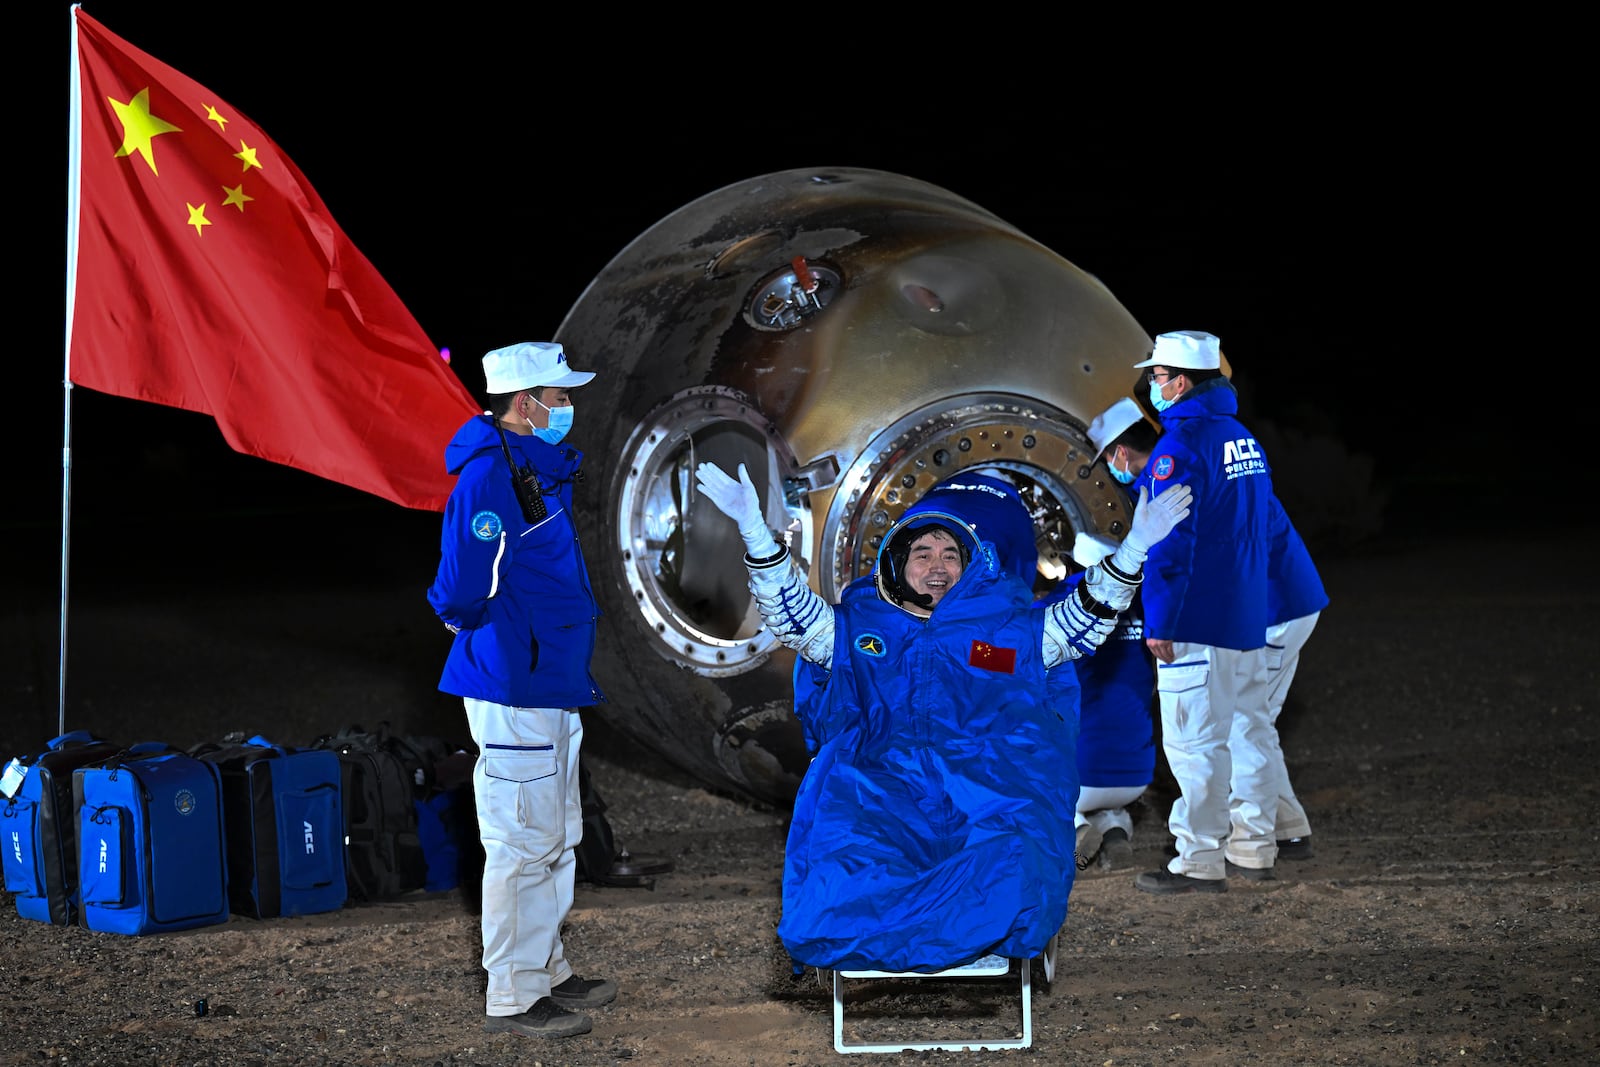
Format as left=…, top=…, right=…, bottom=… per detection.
left=186, top=202, right=211, bottom=235
left=108, top=88, right=182, bottom=176
left=234, top=141, right=262, bottom=172
left=205, top=104, right=228, bottom=132
left=221, top=184, right=253, bottom=211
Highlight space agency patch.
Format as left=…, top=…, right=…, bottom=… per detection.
left=854, top=633, right=887, bottom=657
left=1151, top=455, right=1175, bottom=480
left=471, top=510, right=504, bottom=541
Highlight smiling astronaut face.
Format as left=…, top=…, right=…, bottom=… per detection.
left=903, top=529, right=966, bottom=608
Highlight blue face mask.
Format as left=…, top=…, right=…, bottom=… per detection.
left=1149, top=376, right=1177, bottom=412
left=1107, top=451, right=1136, bottom=484
left=528, top=396, right=575, bottom=445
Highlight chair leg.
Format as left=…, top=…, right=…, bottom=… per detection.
left=833, top=955, right=1032, bottom=1053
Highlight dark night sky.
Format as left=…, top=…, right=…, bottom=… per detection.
left=41, top=5, right=1572, bottom=543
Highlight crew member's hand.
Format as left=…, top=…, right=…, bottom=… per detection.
left=694, top=462, right=780, bottom=558
left=1146, top=638, right=1175, bottom=664
left=1123, top=482, right=1193, bottom=556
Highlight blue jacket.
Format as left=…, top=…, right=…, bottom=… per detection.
left=1041, top=571, right=1155, bottom=790
left=1134, top=378, right=1274, bottom=651
left=780, top=510, right=1077, bottom=973
left=1268, top=500, right=1328, bottom=625
left=427, top=415, right=605, bottom=709
left=1070, top=586, right=1154, bottom=788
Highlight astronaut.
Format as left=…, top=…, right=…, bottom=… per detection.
left=891, top=470, right=1154, bottom=874
left=693, top=461, right=1191, bottom=972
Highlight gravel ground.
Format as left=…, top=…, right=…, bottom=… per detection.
left=3, top=513, right=1596, bottom=1066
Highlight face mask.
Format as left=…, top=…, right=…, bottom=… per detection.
left=527, top=396, right=575, bottom=445
left=1107, top=451, right=1135, bottom=484
left=1149, top=376, right=1178, bottom=412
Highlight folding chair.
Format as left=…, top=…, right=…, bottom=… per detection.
left=831, top=953, right=1032, bottom=1053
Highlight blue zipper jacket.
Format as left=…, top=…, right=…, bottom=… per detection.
left=427, top=414, right=605, bottom=709
left=1134, top=377, right=1273, bottom=651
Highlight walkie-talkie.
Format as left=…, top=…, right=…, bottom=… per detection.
left=495, top=423, right=547, bottom=524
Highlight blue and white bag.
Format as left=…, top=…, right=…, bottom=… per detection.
left=72, top=748, right=230, bottom=935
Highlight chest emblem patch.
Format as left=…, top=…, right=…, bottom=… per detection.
left=1151, top=455, right=1175, bottom=480
left=855, top=633, right=886, bottom=657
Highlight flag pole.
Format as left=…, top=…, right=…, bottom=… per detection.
left=61, top=4, right=85, bottom=737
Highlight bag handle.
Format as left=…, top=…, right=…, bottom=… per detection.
left=47, top=729, right=96, bottom=750
left=246, top=735, right=291, bottom=755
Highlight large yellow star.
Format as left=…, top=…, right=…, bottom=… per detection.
left=234, top=141, right=262, bottom=172
left=205, top=104, right=228, bottom=132
left=107, top=88, right=182, bottom=176
left=186, top=202, right=211, bottom=235
left=222, top=184, right=253, bottom=211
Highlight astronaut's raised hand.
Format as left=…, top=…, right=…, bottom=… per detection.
left=694, top=461, right=781, bottom=559
left=1111, top=482, right=1193, bottom=572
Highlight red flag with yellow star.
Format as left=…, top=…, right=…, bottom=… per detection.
left=67, top=7, right=479, bottom=511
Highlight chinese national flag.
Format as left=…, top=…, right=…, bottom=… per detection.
left=67, top=8, right=480, bottom=511
left=968, top=639, right=1017, bottom=674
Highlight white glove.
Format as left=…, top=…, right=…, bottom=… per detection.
left=1110, top=482, right=1193, bottom=571
left=694, top=462, right=780, bottom=559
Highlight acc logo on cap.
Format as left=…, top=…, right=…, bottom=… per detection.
left=1151, top=455, right=1175, bottom=480
left=472, top=510, right=504, bottom=541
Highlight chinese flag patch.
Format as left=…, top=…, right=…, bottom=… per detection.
left=969, top=640, right=1017, bottom=674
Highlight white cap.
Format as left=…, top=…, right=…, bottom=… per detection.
left=482, top=341, right=595, bottom=393
left=1133, top=330, right=1222, bottom=370
left=1087, top=397, right=1146, bottom=458
left=1072, top=531, right=1119, bottom=568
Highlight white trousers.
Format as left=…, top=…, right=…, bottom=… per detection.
left=1075, top=785, right=1143, bottom=838
left=1156, top=642, right=1262, bottom=878
left=1231, top=612, right=1321, bottom=851
left=463, top=698, right=583, bottom=1017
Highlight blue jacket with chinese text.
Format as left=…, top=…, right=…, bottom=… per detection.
left=1134, top=378, right=1274, bottom=651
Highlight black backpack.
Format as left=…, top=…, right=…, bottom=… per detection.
left=380, top=734, right=614, bottom=891
left=388, top=733, right=481, bottom=897
left=311, top=725, right=426, bottom=902
left=574, top=760, right=618, bottom=885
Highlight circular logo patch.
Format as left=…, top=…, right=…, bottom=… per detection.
left=471, top=510, right=504, bottom=541
left=854, top=633, right=887, bottom=657
left=174, top=788, right=197, bottom=816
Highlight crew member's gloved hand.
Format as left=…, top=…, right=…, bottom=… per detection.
left=694, top=462, right=780, bottom=559
left=1111, top=482, right=1193, bottom=572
